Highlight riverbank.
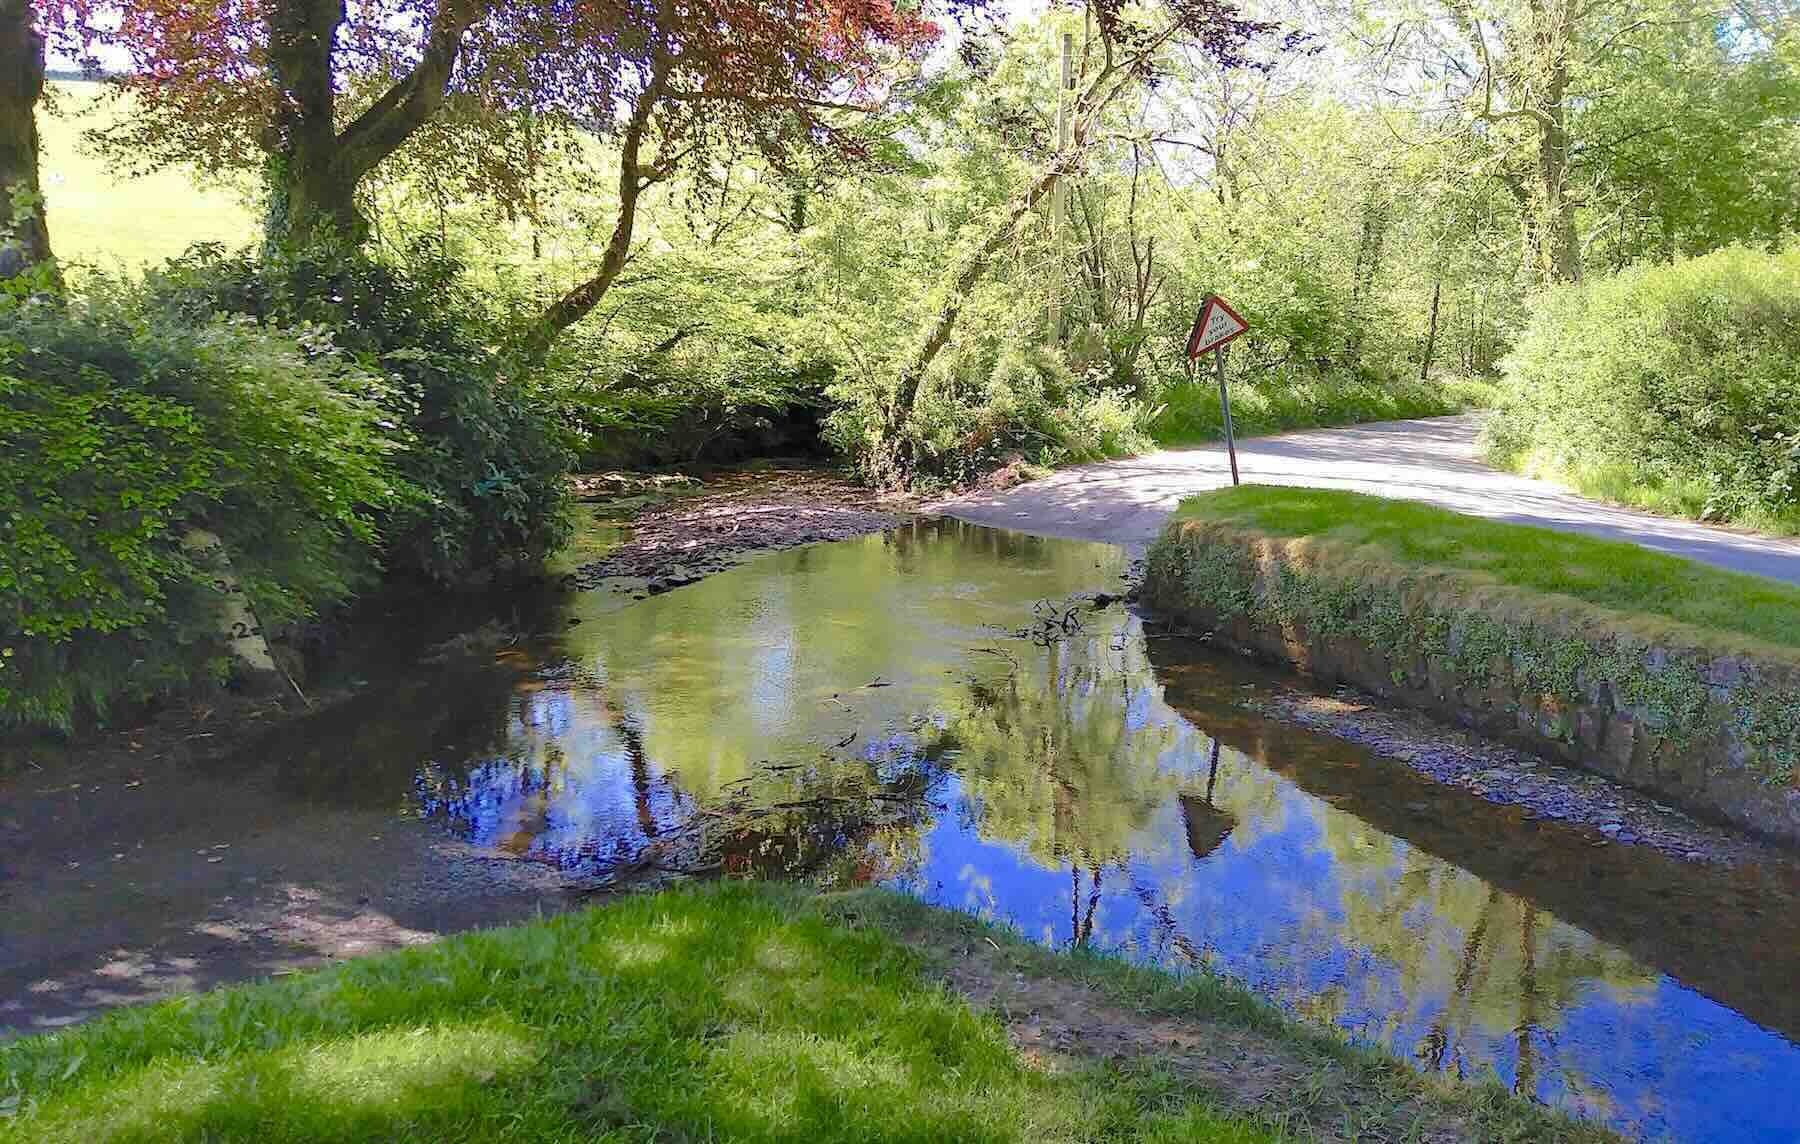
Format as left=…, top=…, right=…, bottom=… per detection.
left=1142, top=486, right=1800, bottom=845
left=567, top=464, right=914, bottom=596
left=0, top=883, right=1613, bottom=1143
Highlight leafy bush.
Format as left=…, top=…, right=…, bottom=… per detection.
left=826, top=343, right=1154, bottom=489
left=538, top=322, right=835, bottom=468
left=0, top=295, right=400, bottom=731
left=1147, top=362, right=1475, bottom=446
left=1485, top=244, right=1800, bottom=530
left=147, top=244, right=573, bottom=584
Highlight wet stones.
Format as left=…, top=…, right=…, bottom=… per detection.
left=566, top=466, right=912, bottom=598
left=1246, top=685, right=1775, bottom=867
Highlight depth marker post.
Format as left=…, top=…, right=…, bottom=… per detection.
left=1184, top=294, right=1250, bottom=487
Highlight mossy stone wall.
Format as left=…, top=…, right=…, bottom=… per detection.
left=1143, top=519, right=1800, bottom=845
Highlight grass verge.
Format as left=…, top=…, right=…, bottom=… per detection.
left=1172, top=485, right=1800, bottom=653
left=0, top=884, right=1613, bottom=1143
left=1493, top=449, right=1800, bottom=538
left=1148, top=372, right=1494, bottom=449
left=0, top=884, right=1268, bottom=1143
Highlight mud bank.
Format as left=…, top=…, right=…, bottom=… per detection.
left=568, top=465, right=913, bottom=595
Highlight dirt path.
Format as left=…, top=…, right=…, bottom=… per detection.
left=940, top=415, right=1800, bottom=584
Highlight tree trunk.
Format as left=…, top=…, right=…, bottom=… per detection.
left=262, top=0, right=481, bottom=247
left=889, top=162, right=1065, bottom=425
left=520, top=50, right=669, bottom=363
left=264, top=0, right=360, bottom=244
left=1525, top=0, right=1580, bottom=283
left=1420, top=278, right=1442, bottom=380
left=0, top=0, right=54, bottom=280
left=1346, top=192, right=1388, bottom=360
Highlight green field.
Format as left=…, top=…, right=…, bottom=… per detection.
left=38, top=80, right=258, bottom=271
left=1173, top=485, right=1800, bottom=651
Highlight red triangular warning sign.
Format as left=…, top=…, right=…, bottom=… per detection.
left=1186, top=295, right=1249, bottom=358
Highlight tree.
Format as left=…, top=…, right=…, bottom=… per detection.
left=1360, top=0, right=1799, bottom=285
left=517, top=0, right=957, bottom=361
left=46, top=0, right=497, bottom=245
left=875, top=1, right=1289, bottom=479
left=1, top=0, right=53, bottom=279
left=51, top=0, right=959, bottom=258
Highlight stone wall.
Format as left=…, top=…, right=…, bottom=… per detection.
left=1143, top=518, right=1800, bottom=846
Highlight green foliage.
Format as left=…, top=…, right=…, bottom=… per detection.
left=0, top=291, right=399, bottom=731
left=146, top=244, right=573, bottom=584
left=0, top=885, right=1276, bottom=1143
left=1486, top=244, right=1800, bottom=532
left=827, top=342, right=1154, bottom=488
left=1148, top=366, right=1478, bottom=446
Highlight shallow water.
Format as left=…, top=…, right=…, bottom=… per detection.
left=277, top=520, right=1800, bottom=1140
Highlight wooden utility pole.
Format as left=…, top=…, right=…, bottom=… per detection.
left=1048, top=31, right=1073, bottom=340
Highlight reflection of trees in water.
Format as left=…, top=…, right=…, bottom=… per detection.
left=555, top=519, right=1124, bottom=805
left=929, top=624, right=1658, bottom=1094
left=944, top=634, right=1190, bottom=874
left=410, top=680, right=698, bottom=872
left=928, top=630, right=1248, bottom=957
left=1328, top=842, right=1654, bottom=1088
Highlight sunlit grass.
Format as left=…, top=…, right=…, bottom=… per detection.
left=38, top=80, right=258, bottom=272
left=1507, top=449, right=1800, bottom=538
left=1172, top=485, right=1800, bottom=650
left=0, top=884, right=1272, bottom=1143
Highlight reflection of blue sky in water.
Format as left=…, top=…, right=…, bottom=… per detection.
left=907, top=733, right=1800, bottom=1136
left=405, top=521, right=1800, bottom=1143
left=907, top=753, right=1800, bottom=1140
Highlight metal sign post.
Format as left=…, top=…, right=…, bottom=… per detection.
left=1214, top=343, right=1239, bottom=486
left=1185, top=294, right=1250, bottom=487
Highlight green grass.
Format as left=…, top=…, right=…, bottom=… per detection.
left=0, top=884, right=1274, bottom=1144
left=1148, top=371, right=1494, bottom=448
left=1173, top=485, right=1800, bottom=652
left=1503, top=448, right=1800, bottom=538
left=39, top=81, right=258, bottom=271
left=829, top=891, right=1615, bottom=1143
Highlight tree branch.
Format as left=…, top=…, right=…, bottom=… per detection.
left=335, top=0, right=487, bottom=181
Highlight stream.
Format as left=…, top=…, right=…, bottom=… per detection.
left=8, top=518, right=1800, bottom=1141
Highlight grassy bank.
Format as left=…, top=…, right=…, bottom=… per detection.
left=1147, top=486, right=1800, bottom=831
left=1491, top=451, right=1800, bottom=538
left=1172, top=485, right=1800, bottom=652
left=1149, top=372, right=1494, bottom=448
left=0, top=884, right=1609, bottom=1143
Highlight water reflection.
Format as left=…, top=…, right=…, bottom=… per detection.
left=272, top=519, right=1800, bottom=1142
